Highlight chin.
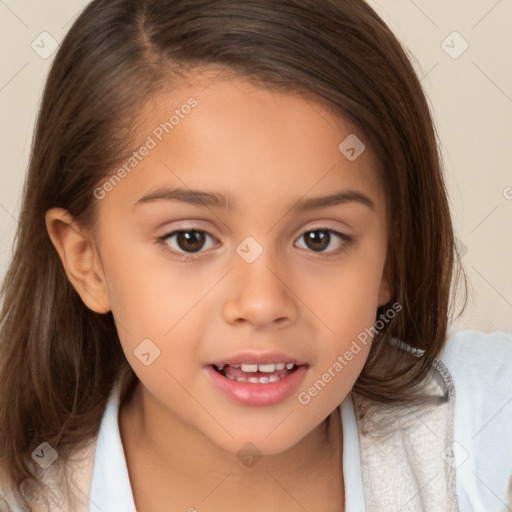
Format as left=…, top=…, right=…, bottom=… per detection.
left=205, top=422, right=314, bottom=459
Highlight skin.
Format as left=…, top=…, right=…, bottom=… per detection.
left=46, top=72, right=390, bottom=512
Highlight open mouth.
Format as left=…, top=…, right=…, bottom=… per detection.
left=211, top=362, right=300, bottom=384
left=205, top=359, right=308, bottom=406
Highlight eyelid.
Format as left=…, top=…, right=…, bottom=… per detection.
left=158, top=227, right=219, bottom=256
left=294, top=226, right=353, bottom=257
left=156, top=223, right=353, bottom=260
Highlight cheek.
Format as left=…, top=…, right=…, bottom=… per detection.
left=295, top=242, right=385, bottom=398
left=98, top=233, right=214, bottom=374
left=296, top=289, right=376, bottom=418
left=99, top=229, right=190, bottom=328
left=296, top=252, right=385, bottom=336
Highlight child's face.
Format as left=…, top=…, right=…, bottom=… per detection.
left=93, top=73, right=390, bottom=454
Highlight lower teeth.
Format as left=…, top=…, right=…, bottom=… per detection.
left=215, top=364, right=299, bottom=384
left=226, top=374, right=282, bottom=384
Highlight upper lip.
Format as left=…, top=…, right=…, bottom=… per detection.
left=208, top=351, right=307, bottom=367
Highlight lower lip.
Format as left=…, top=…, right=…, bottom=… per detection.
left=204, top=365, right=308, bottom=407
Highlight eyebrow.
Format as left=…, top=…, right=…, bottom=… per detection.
left=134, top=187, right=375, bottom=212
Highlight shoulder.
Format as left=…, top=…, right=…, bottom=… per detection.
left=0, top=465, right=17, bottom=512
left=0, top=435, right=98, bottom=511
left=439, top=327, right=512, bottom=432
left=438, top=328, right=512, bottom=510
left=440, top=327, right=512, bottom=367
left=439, top=328, right=512, bottom=407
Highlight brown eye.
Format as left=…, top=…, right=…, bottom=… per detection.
left=162, top=229, right=216, bottom=254
left=295, top=228, right=351, bottom=255
left=176, top=231, right=205, bottom=252
left=303, top=230, right=331, bottom=251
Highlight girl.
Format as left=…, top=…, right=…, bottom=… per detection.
left=1, top=0, right=511, bottom=511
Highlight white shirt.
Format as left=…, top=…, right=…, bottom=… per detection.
left=88, top=329, right=512, bottom=512
left=88, top=382, right=367, bottom=512
left=440, top=328, right=512, bottom=511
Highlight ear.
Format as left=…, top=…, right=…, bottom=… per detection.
left=45, top=208, right=111, bottom=314
left=377, top=256, right=392, bottom=308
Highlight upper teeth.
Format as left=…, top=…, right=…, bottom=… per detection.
left=240, top=363, right=294, bottom=373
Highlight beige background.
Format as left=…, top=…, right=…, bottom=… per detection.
left=1, top=1, right=511, bottom=332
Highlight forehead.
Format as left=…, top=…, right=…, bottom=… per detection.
left=103, top=71, right=386, bottom=216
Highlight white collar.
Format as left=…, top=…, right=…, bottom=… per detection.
left=89, top=386, right=137, bottom=512
left=90, top=388, right=365, bottom=512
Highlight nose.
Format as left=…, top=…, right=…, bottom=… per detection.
left=222, top=246, right=298, bottom=329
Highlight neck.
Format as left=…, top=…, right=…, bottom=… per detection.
left=119, top=382, right=345, bottom=512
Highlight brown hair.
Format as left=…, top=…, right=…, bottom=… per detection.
left=0, top=0, right=467, bottom=505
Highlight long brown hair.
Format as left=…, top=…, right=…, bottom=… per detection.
left=0, top=0, right=467, bottom=504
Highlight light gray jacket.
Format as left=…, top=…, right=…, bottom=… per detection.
left=1, top=329, right=511, bottom=511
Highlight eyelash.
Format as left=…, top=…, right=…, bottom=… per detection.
left=156, top=226, right=353, bottom=262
